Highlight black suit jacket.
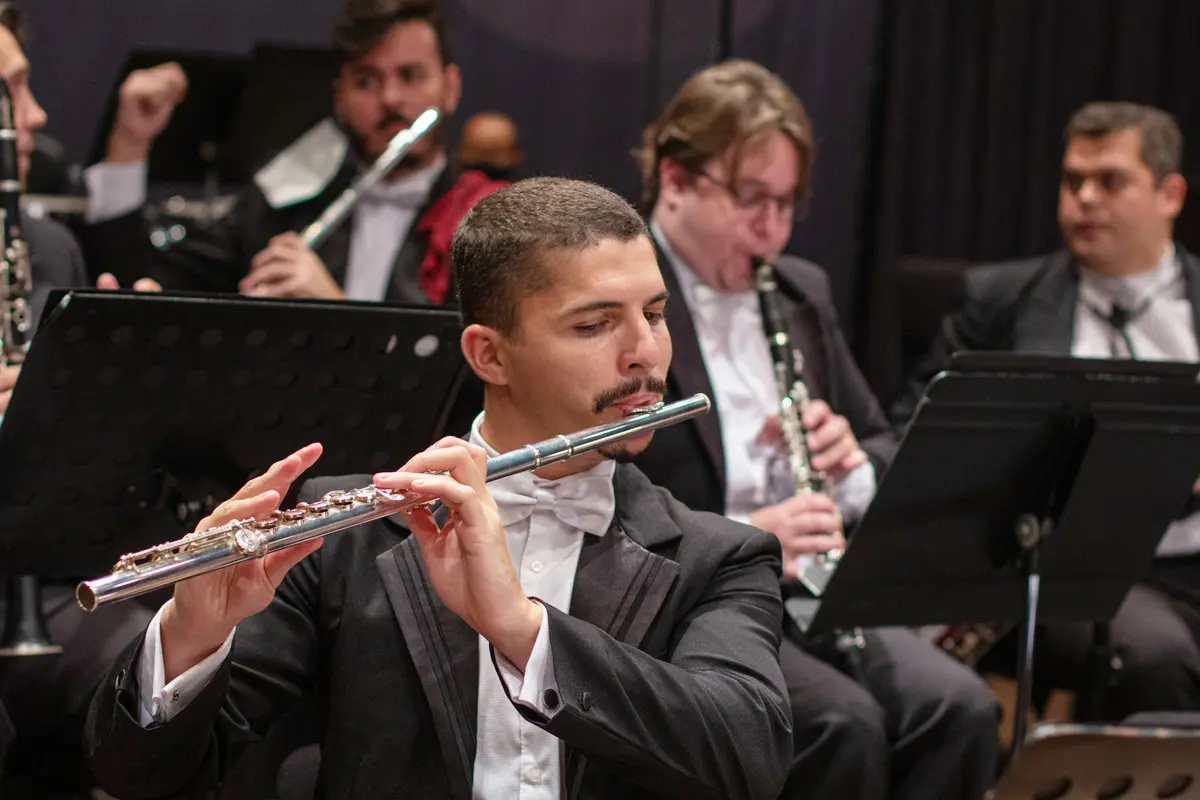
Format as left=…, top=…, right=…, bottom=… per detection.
left=26, top=214, right=89, bottom=324
left=85, top=465, right=792, bottom=800
left=636, top=240, right=899, bottom=515
left=76, top=159, right=460, bottom=305
left=888, top=243, right=1200, bottom=428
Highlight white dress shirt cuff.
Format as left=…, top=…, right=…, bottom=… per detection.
left=1156, top=511, right=1200, bottom=558
left=492, top=600, right=560, bottom=718
left=836, top=460, right=877, bottom=525
left=136, top=603, right=235, bottom=727
left=83, top=161, right=148, bottom=222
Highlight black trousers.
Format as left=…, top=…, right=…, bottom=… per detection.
left=982, top=568, right=1200, bottom=722
left=0, top=583, right=154, bottom=797
left=778, top=627, right=1000, bottom=800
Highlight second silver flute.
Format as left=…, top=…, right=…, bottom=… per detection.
left=299, top=107, right=440, bottom=250
left=76, top=393, right=712, bottom=612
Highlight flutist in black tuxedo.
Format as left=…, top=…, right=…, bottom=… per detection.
left=85, top=178, right=793, bottom=800
left=79, top=0, right=505, bottom=306
left=631, top=60, right=1000, bottom=800
left=892, top=102, right=1200, bottom=720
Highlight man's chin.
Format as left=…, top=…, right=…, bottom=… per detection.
left=599, top=433, right=654, bottom=463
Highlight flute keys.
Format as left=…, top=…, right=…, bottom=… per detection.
left=232, top=522, right=268, bottom=557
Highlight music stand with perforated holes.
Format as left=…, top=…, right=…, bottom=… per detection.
left=0, top=290, right=470, bottom=580
left=787, top=353, right=1200, bottom=752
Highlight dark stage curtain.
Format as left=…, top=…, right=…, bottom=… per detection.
left=859, top=0, right=1200, bottom=406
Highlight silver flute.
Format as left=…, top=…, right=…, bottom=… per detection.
left=299, top=107, right=440, bottom=250
left=76, top=393, right=712, bottom=611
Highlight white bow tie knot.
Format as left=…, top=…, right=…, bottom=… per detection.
left=490, top=474, right=615, bottom=536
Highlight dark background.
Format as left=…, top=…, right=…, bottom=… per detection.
left=23, top=0, right=1200, bottom=400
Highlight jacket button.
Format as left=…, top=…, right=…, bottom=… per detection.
left=579, top=691, right=594, bottom=711
left=542, top=689, right=560, bottom=709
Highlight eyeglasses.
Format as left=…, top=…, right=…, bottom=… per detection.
left=690, top=167, right=808, bottom=221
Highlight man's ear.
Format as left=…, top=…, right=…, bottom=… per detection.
left=461, top=323, right=508, bottom=386
left=657, top=158, right=692, bottom=211
left=1161, top=172, right=1187, bottom=220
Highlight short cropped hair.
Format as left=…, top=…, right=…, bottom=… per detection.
left=1066, top=101, right=1183, bottom=184
left=452, top=177, right=649, bottom=337
left=332, top=0, right=452, bottom=67
left=636, top=59, right=815, bottom=213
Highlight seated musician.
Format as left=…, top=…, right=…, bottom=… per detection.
left=0, top=5, right=157, bottom=795
left=79, top=0, right=505, bottom=305
left=630, top=59, right=1001, bottom=799
left=84, top=177, right=793, bottom=800
left=891, top=101, right=1200, bottom=721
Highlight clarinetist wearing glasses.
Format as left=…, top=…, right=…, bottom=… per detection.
left=630, top=60, right=1001, bottom=800
left=85, top=177, right=792, bottom=800
left=79, top=0, right=505, bottom=305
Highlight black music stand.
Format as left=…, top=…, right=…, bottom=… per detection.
left=0, top=290, right=471, bottom=580
left=788, top=353, right=1200, bottom=752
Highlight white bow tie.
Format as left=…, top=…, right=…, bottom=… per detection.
left=489, top=473, right=615, bottom=536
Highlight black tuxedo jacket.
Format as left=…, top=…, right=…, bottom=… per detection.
left=636, top=241, right=899, bottom=515
left=85, top=465, right=792, bottom=800
left=888, top=243, right=1200, bottom=428
left=76, top=159, right=460, bottom=305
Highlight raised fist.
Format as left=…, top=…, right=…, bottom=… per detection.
left=106, top=62, right=188, bottom=163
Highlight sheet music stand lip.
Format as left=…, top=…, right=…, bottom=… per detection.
left=0, top=290, right=468, bottom=579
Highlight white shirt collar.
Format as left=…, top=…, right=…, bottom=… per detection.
left=1078, top=242, right=1182, bottom=310
left=651, top=221, right=756, bottom=325
left=359, top=153, right=446, bottom=205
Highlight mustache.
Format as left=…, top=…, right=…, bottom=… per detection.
left=592, top=376, right=668, bottom=415
left=377, top=111, right=411, bottom=132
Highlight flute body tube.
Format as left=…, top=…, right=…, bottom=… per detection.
left=77, top=394, right=712, bottom=611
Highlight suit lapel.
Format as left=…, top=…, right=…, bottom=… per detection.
left=375, top=529, right=478, bottom=800
left=654, top=236, right=726, bottom=489
left=1179, top=245, right=1200, bottom=341
left=768, top=267, right=833, bottom=402
left=385, top=164, right=458, bottom=304
left=1013, top=252, right=1077, bottom=353
left=564, top=465, right=682, bottom=796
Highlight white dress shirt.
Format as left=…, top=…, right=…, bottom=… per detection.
left=82, top=154, right=446, bottom=303
left=134, top=411, right=617, bottom=799
left=652, top=226, right=876, bottom=535
left=1071, top=243, right=1200, bottom=556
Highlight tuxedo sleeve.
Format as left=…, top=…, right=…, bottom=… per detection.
left=84, top=483, right=326, bottom=799
left=528, top=529, right=791, bottom=800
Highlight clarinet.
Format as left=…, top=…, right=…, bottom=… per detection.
left=0, top=75, right=60, bottom=657
left=754, top=257, right=866, bottom=681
